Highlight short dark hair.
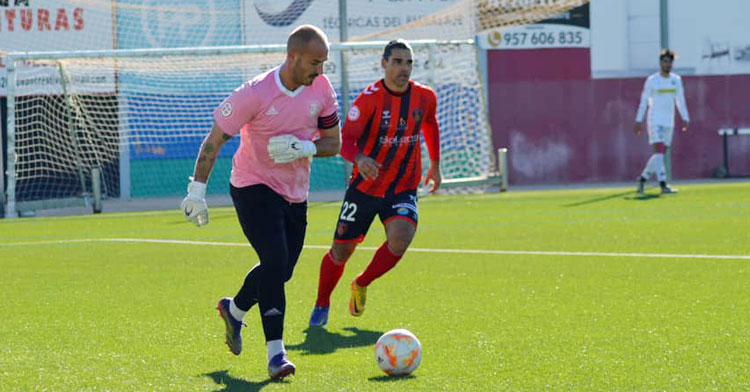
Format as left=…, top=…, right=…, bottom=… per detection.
left=660, top=48, right=677, bottom=61
left=383, top=39, right=413, bottom=61
left=287, top=25, right=328, bottom=53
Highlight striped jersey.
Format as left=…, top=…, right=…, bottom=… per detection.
left=340, top=79, right=440, bottom=197
left=635, top=72, right=689, bottom=127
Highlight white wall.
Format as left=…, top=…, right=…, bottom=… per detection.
left=626, top=0, right=660, bottom=70
left=591, top=0, right=750, bottom=77
left=591, top=0, right=659, bottom=78
left=590, top=0, right=628, bottom=73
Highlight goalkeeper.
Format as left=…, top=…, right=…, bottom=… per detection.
left=308, top=39, right=441, bottom=327
left=180, top=25, right=340, bottom=379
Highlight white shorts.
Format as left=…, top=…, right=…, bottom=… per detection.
left=648, top=125, right=674, bottom=146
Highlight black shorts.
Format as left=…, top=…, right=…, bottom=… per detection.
left=333, top=187, right=418, bottom=243
left=230, top=184, right=307, bottom=281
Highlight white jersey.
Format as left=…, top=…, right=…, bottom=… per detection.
left=635, top=72, right=689, bottom=127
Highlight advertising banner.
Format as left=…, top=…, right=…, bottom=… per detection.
left=0, top=0, right=114, bottom=96
left=244, top=0, right=465, bottom=44
left=477, top=3, right=589, bottom=50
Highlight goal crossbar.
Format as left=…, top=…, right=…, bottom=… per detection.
left=4, top=39, right=490, bottom=218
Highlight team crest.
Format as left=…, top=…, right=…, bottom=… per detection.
left=309, top=102, right=321, bottom=118
left=336, top=222, right=348, bottom=236
left=412, top=109, right=423, bottom=123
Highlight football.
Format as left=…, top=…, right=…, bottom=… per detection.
left=374, top=329, right=422, bottom=376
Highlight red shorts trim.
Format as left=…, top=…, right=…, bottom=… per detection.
left=383, top=215, right=417, bottom=227
left=334, top=236, right=365, bottom=244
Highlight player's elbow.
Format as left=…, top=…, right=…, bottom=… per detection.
left=331, top=134, right=342, bottom=153
left=316, top=133, right=341, bottom=157
left=326, top=134, right=342, bottom=155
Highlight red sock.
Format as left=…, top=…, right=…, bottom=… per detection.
left=355, top=242, right=402, bottom=287
left=315, top=251, right=346, bottom=307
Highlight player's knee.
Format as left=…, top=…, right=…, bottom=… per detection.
left=387, top=236, right=412, bottom=256
left=260, top=254, right=287, bottom=280
left=331, top=244, right=355, bottom=264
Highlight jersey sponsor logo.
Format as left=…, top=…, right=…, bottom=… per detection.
left=266, top=105, right=278, bottom=115
left=392, top=202, right=417, bottom=214
left=347, top=105, right=360, bottom=121
left=379, top=134, right=419, bottom=146
left=220, top=101, right=233, bottom=118
left=254, top=0, right=314, bottom=27
left=396, top=207, right=410, bottom=215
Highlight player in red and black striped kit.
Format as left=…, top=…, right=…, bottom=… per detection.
left=309, top=39, right=442, bottom=326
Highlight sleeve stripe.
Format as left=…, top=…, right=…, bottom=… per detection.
left=318, top=112, right=340, bottom=129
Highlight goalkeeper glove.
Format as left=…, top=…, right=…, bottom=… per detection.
left=180, top=180, right=209, bottom=227
left=267, top=134, right=317, bottom=164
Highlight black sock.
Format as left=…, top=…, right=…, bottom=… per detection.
left=659, top=181, right=666, bottom=188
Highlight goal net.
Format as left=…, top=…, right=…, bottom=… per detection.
left=2, top=0, right=589, bottom=216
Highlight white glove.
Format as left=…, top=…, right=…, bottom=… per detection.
left=267, top=134, right=317, bottom=164
left=180, top=180, right=209, bottom=227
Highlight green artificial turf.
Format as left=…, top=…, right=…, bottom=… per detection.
left=1, top=182, right=749, bottom=391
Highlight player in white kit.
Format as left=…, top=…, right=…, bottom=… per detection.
left=635, top=49, right=690, bottom=194
left=180, top=25, right=340, bottom=379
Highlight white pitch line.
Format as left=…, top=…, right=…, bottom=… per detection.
left=2, top=237, right=750, bottom=260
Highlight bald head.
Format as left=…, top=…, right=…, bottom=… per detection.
left=287, top=24, right=329, bottom=54
left=283, top=25, right=329, bottom=89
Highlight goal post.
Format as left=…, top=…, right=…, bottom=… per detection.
left=2, top=0, right=593, bottom=216
left=4, top=39, right=493, bottom=217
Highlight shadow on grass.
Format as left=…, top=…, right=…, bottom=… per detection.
left=204, top=370, right=285, bottom=392
left=624, top=193, right=661, bottom=201
left=562, top=190, right=636, bottom=207
left=369, top=374, right=417, bottom=382
left=286, top=326, right=383, bottom=355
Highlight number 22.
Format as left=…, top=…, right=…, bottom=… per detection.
left=340, top=202, right=357, bottom=222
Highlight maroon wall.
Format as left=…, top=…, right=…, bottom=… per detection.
left=487, top=49, right=750, bottom=185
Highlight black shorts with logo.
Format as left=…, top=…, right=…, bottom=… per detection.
left=333, top=187, right=418, bottom=243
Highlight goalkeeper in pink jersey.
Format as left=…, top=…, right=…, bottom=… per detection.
left=179, top=25, right=340, bottom=379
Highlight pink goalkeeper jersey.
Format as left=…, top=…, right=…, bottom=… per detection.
left=213, top=65, right=339, bottom=203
